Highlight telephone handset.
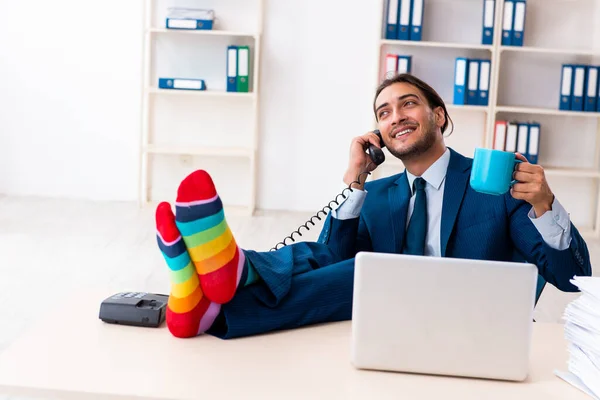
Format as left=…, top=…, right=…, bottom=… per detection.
left=270, top=129, right=386, bottom=251
left=367, top=129, right=386, bottom=166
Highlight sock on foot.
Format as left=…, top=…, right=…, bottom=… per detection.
left=174, top=170, right=257, bottom=304
left=156, top=202, right=221, bottom=338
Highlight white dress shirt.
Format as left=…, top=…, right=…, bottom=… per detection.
left=332, top=148, right=572, bottom=256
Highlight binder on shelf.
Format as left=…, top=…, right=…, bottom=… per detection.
left=502, top=0, right=514, bottom=46
left=597, top=69, right=600, bottom=112
left=516, top=123, right=530, bottom=160
left=481, top=0, right=495, bottom=45
left=410, top=0, right=423, bottom=41
left=397, top=0, right=412, bottom=40
left=559, top=64, right=574, bottom=111
left=584, top=66, right=598, bottom=112
left=505, top=122, right=518, bottom=153
left=453, top=57, right=468, bottom=105
left=397, top=55, right=412, bottom=74
left=384, top=54, right=412, bottom=78
left=237, top=46, right=250, bottom=93
left=467, top=59, right=480, bottom=105
left=527, top=122, right=540, bottom=164
left=385, top=0, right=400, bottom=39
left=166, top=8, right=214, bottom=30
left=493, top=120, right=507, bottom=150
left=385, top=53, right=399, bottom=78
left=227, top=46, right=238, bottom=92
left=478, top=59, right=491, bottom=106
left=512, top=0, right=526, bottom=46
left=158, top=77, right=206, bottom=91
left=572, top=65, right=587, bottom=111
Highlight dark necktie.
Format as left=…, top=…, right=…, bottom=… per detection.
left=403, top=177, right=427, bottom=255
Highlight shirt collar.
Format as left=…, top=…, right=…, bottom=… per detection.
left=405, top=148, right=451, bottom=195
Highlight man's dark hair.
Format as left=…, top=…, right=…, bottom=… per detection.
left=373, top=73, right=454, bottom=136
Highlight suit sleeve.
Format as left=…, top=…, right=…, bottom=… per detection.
left=505, top=195, right=592, bottom=292
left=317, top=212, right=373, bottom=260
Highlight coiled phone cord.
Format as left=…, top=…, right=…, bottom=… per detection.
left=269, top=162, right=375, bottom=252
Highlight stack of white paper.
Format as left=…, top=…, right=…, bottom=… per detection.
left=167, top=7, right=214, bottom=21
left=555, top=276, right=600, bottom=400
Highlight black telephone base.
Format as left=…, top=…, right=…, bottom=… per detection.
left=99, top=292, right=169, bottom=328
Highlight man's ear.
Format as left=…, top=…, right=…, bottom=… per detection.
left=434, top=107, right=445, bottom=128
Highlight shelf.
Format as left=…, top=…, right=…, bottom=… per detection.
left=144, top=145, right=254, bottom=158
left=379, top=159, right=600, bottom=179
left=148, top=28, right=259, bottom=39
left=446, top=104, right=490, bottom=113
left=495, top=106, right=600, bottom=118
left=500, top=46, right=597, bottom=57
left=381, top=39, right=493, bottom=51
left=147, top=87, right=256, bottom=99
left=544, top=168, right=600, bottom=179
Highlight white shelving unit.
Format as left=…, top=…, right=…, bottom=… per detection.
left=374, top=0, right=600, bottom=238
left=139, top=0, right=264, bottom=215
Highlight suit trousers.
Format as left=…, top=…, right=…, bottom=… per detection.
left=207, top=241, right=354, bottom=339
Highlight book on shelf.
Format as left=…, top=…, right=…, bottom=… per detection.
left=481, top=0, right=495, bottom=45
left=501, top=0, right=527, bottom=47
left=560, top=64, right=600, bottom=113
left=453, top=58, right=491, bottom=106
left=158, top=77, right=206, bottom=91
left=493, top=120, right=540, bottom=164
left=165, top=8, right=214, bottom=30
left=225, top=45, right=251, bottom=93
left=227, top=46, right=238, bottom=92
left=384, top=54, right=412, bottom=79
left=383, top=0, right=423, bottom=41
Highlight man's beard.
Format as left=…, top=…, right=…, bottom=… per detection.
left=387, top=112, right=438, bottom=161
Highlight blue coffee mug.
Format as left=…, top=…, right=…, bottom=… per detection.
left=470, top=148, right=522, bottom=195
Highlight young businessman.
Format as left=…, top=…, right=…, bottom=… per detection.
left=155, top=73, right=592, bottom=339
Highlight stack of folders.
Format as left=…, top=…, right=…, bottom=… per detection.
left=560, top=65, right=600, bottom=112
left=165, top=8, right=214, bottom=30
left=384, top=0, right=424, bottom=41
left=453, top=58, right=491, bottom=106
left=493, top=120, right=540, bottom=164
left=501, top=0, right=527, bottom=46
left=555, top=276, right=600, bottom=400
left=226, top=46, right=250, bottom=92
left=384, top=54, right=412, bottom=79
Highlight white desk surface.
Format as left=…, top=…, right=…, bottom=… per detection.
left=0, top=290, right=590, bottom=400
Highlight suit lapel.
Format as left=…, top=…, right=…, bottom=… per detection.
left=440, top=149, right=471, bottom=256
left=389, top=173, right=411, bottom=254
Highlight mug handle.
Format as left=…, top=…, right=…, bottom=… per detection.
left=510, top=159, right=523, bottom=186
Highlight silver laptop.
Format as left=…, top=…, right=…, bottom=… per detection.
left=351, top=251, right=538, bottom=381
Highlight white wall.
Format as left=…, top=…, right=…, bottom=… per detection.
left=256, top=0, right=383, bottom=211
left=0, top=0, right=143, bottom=201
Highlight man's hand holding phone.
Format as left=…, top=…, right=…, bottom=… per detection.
left=343, top=131, right=383, bottom=190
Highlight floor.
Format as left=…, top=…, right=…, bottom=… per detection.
left=0, top=194, right=598, bottom=400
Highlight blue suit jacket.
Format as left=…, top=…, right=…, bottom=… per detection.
left=318, top=148, right=592, bottom=293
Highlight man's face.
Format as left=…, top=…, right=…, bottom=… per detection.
left=374, top=82, right=442, bottom=160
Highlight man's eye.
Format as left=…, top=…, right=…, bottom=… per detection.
left=379, top=111, right=389, bottom=118
left=405, top=101, right=416, bottom=106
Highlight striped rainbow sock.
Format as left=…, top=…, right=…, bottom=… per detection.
left=174, top=170, right=252, bottom=304
left=156, top=202, right=221, bottom=338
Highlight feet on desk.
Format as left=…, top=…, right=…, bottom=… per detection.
left=155, top=170, right=259, bottom=338
left=173, top=170, right=246, bottom=304
left=156, top=202, right=220, bottom=338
